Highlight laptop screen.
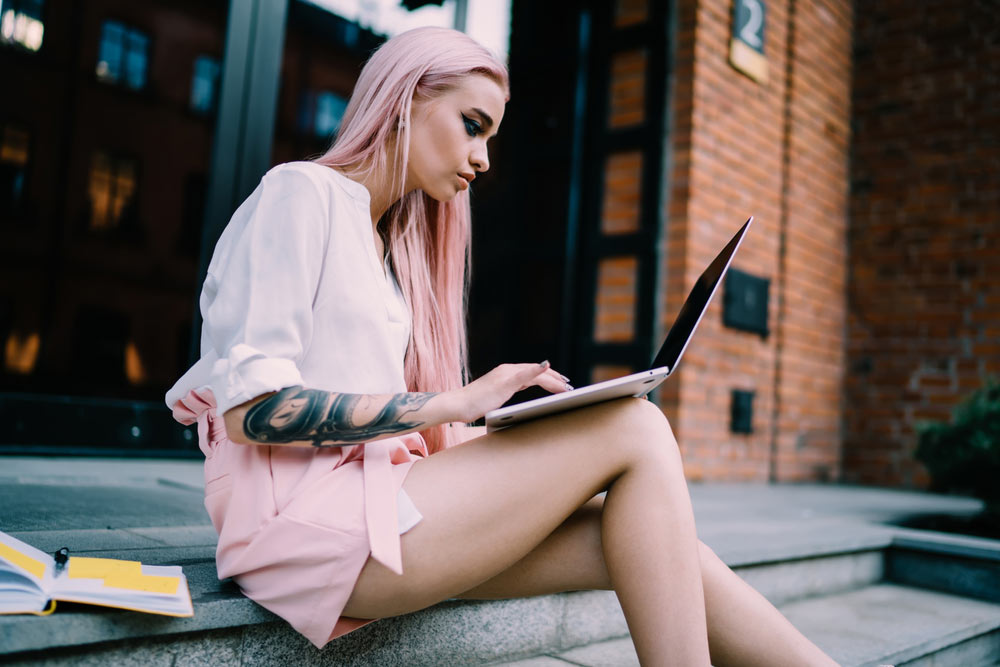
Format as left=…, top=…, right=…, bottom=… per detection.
left=650, top=217, right=753, bottom=371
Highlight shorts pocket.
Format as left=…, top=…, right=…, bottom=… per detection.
left=204, top=473, right=233, bottom=533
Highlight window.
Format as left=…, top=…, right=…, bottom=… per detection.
left=0, top=0, right=45, bottom=51
left=298, top=90, right=348, bottom=139
left=189, top=55, right=220, bottom=114
left=4, top=330, right=40, bottom=374
left=95, top=20, right=149, bottom=90
left=87, top=151, right=138, bottom=234
left=0, top=295, right=41, bottom=377
left=0, top=123, right=30, bottom=222
left=315, top=91, right=348, bottom=138
left=1, top=0, right=233, bottom=449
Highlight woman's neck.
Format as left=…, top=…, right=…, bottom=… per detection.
left=336, top=153, right=413, bottom=231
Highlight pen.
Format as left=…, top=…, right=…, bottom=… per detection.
left=53, top=547, right=69, bottom=575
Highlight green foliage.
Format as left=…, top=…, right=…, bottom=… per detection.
left=915, top=379, right=1000, bottom=512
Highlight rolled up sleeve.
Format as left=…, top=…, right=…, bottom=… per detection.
left=202, top=166, right=330, bottom=415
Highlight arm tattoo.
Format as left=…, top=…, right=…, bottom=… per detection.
left=243, top=386, right=437, bottom=447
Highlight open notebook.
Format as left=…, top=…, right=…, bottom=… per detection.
left=0, top=530, right=193, bottom=617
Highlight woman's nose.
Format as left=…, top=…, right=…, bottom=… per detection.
left=470, top=145, right=490, bottom=173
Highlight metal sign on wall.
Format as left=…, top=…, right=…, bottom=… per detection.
left=730, top=0, right=767, bottom=83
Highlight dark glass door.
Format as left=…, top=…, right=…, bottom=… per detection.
left=0, top=0, right=231, bottom=455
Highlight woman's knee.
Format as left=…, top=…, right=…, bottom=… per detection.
left=546, top=398, right=680, bottom=478
left=697, top=540, right=726, bottom=572
left=597, top=397, right=679, bottom=461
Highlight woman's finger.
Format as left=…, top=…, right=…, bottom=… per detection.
left=512, top=361, right=549, bottom=384
left=543, top=367, right=572, bottom=386
left=516, top=369, right=573, bottom=394
left=536, top=373, right=572, bottom=393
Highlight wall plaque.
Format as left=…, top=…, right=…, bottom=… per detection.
left=730, top=0, right=768, bottom=83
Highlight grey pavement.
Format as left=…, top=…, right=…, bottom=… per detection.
left=1, top=454, right=981, bottom=536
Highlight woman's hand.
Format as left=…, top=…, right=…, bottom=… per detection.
left=444, top=361, right=572, bottom=424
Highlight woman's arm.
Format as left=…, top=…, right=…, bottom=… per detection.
left=224, top=386, right=457, bottom=447
left=223, top=361, right=571, bottom=448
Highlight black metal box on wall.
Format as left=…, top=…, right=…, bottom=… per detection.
left=723, top=268, right=770, bottom=337
left=731, top=389, right=755, bottom=434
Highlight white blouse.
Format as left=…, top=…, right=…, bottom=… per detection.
left=166, top=161, right=411, bottom=415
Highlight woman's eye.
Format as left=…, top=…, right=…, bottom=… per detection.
left=462, top=115, right=482, bottom=137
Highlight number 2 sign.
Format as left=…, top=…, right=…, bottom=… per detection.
left=730, top=0, right=768, bottom=82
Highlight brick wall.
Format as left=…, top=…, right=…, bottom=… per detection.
left=773, top=0, right=852, bottom=482
left=843, top=0, right=1000, bottom=487
left=635, top=0, right=852, bottom=481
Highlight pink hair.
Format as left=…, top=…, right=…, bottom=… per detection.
left=313, top=27, right=509, bottom=452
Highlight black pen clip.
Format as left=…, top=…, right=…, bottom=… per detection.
left=53, top=547, right=70, bottom=575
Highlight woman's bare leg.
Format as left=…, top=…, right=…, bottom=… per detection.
left=459, top=497, right=837, bottom=667
left=697, top=541, right=838, bottom=666
left=459, top=496, right=611, bottom=598
left=344, top=398, right=711, bottom=665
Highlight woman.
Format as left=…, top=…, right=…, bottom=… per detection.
left=167, top=26, right=836, bottom=666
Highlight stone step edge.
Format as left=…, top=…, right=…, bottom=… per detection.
left=9, top=584, right=1000, bottom=667
left=0, top=543, right=888, bottom=656
left=875, top=626, right=1000, bottom=667
left=18, top=525, right=997, bottom=658
left=877, top=623, right=1000, bottom=667
left=780, top=583, right=1000, bottom=667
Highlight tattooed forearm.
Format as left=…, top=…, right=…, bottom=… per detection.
left=243, top=386, right=438, bottom=447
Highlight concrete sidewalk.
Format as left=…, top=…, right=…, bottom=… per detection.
left=0, top=455, right=995, bottom=666
left=2, top=453, right=982, bottom=535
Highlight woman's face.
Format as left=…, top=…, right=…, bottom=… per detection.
left=406, top=74, right=506, bottom=201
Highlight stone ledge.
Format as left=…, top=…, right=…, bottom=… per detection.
left=0, top=531, right=892, bottom=657
left=3, top=591, right=629, bottom=667
left=6, top=521, right=995, bottom=658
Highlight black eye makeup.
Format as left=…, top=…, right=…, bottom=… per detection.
left=462, top=113, right=483, bottom=137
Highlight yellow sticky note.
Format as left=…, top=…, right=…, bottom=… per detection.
left=104, top=572, right=180, bottom=595
left=68, top=557, right=142, bottom=579
left=0, top=542, right=46, bottom=580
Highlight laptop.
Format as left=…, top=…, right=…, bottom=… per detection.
left=485, top=216, right=754, bottom=432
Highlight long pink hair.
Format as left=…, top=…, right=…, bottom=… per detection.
left=314, top=27, right=508, bottom=452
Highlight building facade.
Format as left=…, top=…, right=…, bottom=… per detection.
left=2, top=0, right=996, bottom=486
left=480, top=0, right=997, bottom=486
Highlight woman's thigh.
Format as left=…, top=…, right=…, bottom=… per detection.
left=343, top=397, right=679, bottom=618
left=456, top=494, right=611, bottom=599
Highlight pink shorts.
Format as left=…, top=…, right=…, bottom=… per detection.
left=172, top=388, right=428, bottom=648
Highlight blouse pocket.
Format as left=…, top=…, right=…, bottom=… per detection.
left=203, top=473, right=234, bottom=534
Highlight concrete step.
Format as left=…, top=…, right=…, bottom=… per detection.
left=784, top=583, right=1000, bottom=667
left=0, top=521, right=891, bottom=661
left=8, top=531, right=995, bottom=666
left=493, top=584, right=1000, bottom=667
